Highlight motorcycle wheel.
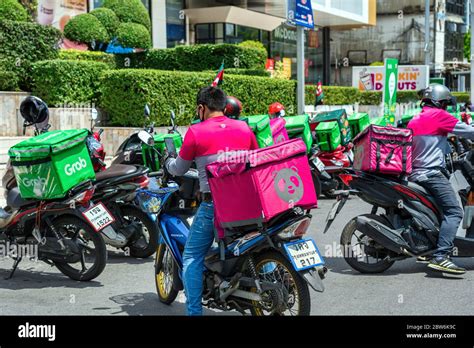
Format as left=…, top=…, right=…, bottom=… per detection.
left=120, top=205, right=158, bottom=258
left=53, top=216, right=107, bottom=281
left=155, top=243, right=179, bottom=304
left=249, top=251, right=310, bottom=316
left=340, top=214, right=395, bottom=274
left=311, top=171, right=322, bottom=199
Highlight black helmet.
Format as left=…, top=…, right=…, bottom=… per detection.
left=421, top=84, right=455, bottom=110
left=20, top=96, right=49, bottom=125
left=224, top=96, right=242, bottom=119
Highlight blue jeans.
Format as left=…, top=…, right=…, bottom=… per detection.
left=182, top=201, right=215, bottom=316
left=417, top=172, right=464, bottom=257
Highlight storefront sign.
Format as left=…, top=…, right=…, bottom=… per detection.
left=353, top=65, right=429, bottom=92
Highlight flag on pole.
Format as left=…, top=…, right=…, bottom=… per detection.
left=315, top=79, right=324, bottom=106
left=211, top=61, right=225, bottom=87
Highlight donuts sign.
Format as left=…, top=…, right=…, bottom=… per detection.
left=353, top=65, right=429, bottom=92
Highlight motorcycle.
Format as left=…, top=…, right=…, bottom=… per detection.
left=136, top=129, right=327, bottom=316
left=324, top=149, right=474, bottom=274
left=1, top=118, right=108, bottom=281
left=84, top=109, right=159, bottom=258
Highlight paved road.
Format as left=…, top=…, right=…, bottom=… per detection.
left=1, top=196, right=473, bottom=316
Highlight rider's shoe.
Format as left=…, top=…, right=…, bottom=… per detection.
left=416, top=256, right=431, bottom=263
left=427, top=256, right=466, bottom=274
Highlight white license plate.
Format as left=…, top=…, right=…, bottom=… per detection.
left=284, top=239, right=324, bottom=271
left=82, top=203, right=115, bottom=232
left=313, top=158, right=326, bottom=172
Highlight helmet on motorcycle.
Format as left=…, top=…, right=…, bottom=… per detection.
left=421, top=84, right=456, bottom=110
left=224, top=96, right=242, bottom=119
left=268, top=102, right=285, bottom=118
left=19, top=96, right=49, bottom=125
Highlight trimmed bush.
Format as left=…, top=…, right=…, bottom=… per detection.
left=0, top=70, right=19, bottom=91
left=0, top=20, right=61, bottom=90
left=64, top=13, right=109, bottom=48
left=305, top=86, right=360, bottom=105
left=225, top=68, right=271, bottom=77
left=358, top=91, right=382, bottom=105
left=31, top=60, right=109, bottom=106
left=115, top=22, right=151, bottom=49
left=18, top=0, right=38, bottom=21
left=59, top=49, right=116, bottom=68
left=100, top=69, right=297, bottom=126
left=453, top=92, right=470, bottom=103
left=103, top=0, right=151, bottom=31
left=90, top=8, right=120, bottom=38
left=0, top=0, right=28, bottom=22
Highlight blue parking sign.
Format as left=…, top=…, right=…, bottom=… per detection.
left=289, top=0, right=314, bottom=29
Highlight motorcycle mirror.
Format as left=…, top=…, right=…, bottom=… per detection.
left=170, top=111, right=176, bottom=129
left=91, top=108, right=98, bottom=121
left=138, top=130, right=154, bottom=146
left=144, top=104, right=151, bottom=118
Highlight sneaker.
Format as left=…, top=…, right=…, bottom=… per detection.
left=416, top=256, right=431, bottom=263
left=427, top=257, right=466, bottom=274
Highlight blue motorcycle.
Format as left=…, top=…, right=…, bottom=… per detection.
left=136, top=131, right=327, bottom=316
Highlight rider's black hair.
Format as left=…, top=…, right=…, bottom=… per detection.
left=196, top=86, right=227, bottom=112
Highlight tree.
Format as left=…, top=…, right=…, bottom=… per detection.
left=103, top=0, right=151, bottom=31
left=90, top=8, right=120, bottom=38
left=0, top=0, right=28, bottom=22
left=64, top=14, right=109, bottom=50
left=115, top=22, right=151, bottom=49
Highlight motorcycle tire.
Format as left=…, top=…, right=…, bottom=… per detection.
left=154, top=243, right=179, bottom=305
left=249, top=251, right=311, bottom=316
left=53, top=216, right=107, bottom=281
left=311, top=171, right=322, bottom=199
left=120, top=205, right=158, bottom=259
left=340, top=214, right=395, bottom=274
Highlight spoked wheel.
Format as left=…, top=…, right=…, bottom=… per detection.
left=53, top=216, right=107, bottom=281
left=155, top=243, right=179, bottom=304
left=120, top=205, right=158, bottom=258
left=249, top=251, right=310, bottom=316
left=340, top=214, right=395, bottom=274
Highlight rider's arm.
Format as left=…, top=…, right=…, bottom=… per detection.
left=452, top=121, right=474, bottom=140
left=165, top=129, right=195, bottom=176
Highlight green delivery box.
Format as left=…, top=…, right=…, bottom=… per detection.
left=142, top=133, right=183, bottom=171
left=241, top=115, right=274, bottom=148
left=310, top=109, right=351, bottom=145
left=370, top=116, right=387, bottom=127
left=8, top=129, right=95, bottom=200
left=283, top=115, right=313, bottom=153
left=348, top=113, right=370, bottom=139
left=315, top=121, right=342, bottom=152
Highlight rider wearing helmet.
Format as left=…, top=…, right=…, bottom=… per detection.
left=224, top=96, right=242, bottom=119
left=408, top=84, right=474, bottom=274
left=165, top=86, right=258, bottom=315
left=268, top=102, right=286, bottom=119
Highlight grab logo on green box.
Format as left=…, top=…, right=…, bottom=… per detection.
left=64, top=157, right=88, bottom=176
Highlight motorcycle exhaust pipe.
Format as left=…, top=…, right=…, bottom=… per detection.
left=355, top=216, right=410, bottom=255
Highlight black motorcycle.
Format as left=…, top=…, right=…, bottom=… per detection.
left=324, top=150, right=474, bottom=274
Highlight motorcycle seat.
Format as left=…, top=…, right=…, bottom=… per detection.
left=95, top=164, right=138, bottom=182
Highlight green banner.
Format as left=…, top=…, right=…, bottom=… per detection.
left=383, top=58, right=399, bottom=125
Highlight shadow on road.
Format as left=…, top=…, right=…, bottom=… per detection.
left=0, top=267, right=104, bottom=290
left=105, top=251, right=155, bottom=265
left=106, top=292, right=239, bottom=316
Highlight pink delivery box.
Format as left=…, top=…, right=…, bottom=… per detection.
left=269, top=117, right=289, bottom=145
left=207, top=139, right=317, bottom=229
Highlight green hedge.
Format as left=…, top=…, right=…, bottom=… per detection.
left=59, top=49, right=116, bottom=68
left=225, top=68, right=271, bottom=77
left=64, top=13, right=109, bottom=47
left=0, top=20, right=62, bottom=90
left=0, top=70, right=19, bottom=91
left=90, top=8, right=120, bottom=38
left=115, top=22, right=151, bottom=49
left=453, top=92, right=470, bottom=103
left=100, top=69, right=296, bottom=126
left=0, top=0, right=28, bottom=22
left=116, top=44, right=267, bottom=71
left=305, top=86, right=360, bottom=105
left=103, top=0, right=151, bottom=31
left=31, top=60, right=109, bottom=106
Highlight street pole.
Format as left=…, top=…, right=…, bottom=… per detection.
left=424, top=0, right=431, bottom=67
left=297, top=25, right=305, bottom=115
left=471, top=0, right=474, bottom=102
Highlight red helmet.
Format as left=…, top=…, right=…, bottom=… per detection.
left=268, top=102, right=285, bottom=118
left=224, top=96, right=242, bottom=119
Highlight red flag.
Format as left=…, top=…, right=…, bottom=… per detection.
left=211, top=61, right=224, bottom=87
left=315, top=79, right=324, bottom=106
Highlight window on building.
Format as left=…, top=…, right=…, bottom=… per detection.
left=446, top=0, right=465, bottom=16
left=166, top=0, right=185, bottom=47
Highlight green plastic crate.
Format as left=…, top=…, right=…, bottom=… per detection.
left=315, top=121, right=341, bottom=152
left=241, top=115, right=274, bottom=148
left=283, top=115, right=313, bottom=153
left=142, top=133, right=183, bottom=171
left=8, top=129, right=95, bottom=200
left=310, top=109, right=351, bottom=145
left=348, top=113, right=370, bottom=139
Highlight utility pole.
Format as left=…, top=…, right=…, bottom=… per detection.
left=425, top=0, right=431, bottom=67
left=296, top=26, right=305, bottom=115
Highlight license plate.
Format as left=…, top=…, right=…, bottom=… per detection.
left=284, top=239, right=324, bottom=271
left=312, top=158, right=326, bottom=172
left=82, top=203, right=115, bottom=232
